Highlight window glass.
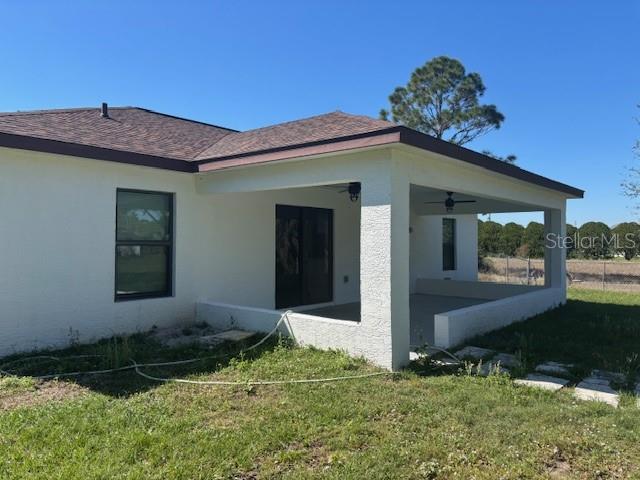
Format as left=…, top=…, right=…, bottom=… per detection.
left=116, top=245, right=169, bottom=295
left=443, top=218, right=456, bottom=271
left=116, top=191, right=171, bottom=242
left=115, top=190, right=173, bottom=300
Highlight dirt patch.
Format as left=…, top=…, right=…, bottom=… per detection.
left=0, top=380, right=89, bottom=411
left=548, top=459, right=571, bottom=478
left=234, top=440, right=332, bottom=479
left=547, top=448, right=571, bottom=479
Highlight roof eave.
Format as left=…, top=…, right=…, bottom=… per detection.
left=0, top=124, right=585, bottom=199
left=0, top=132, right=196, bottom=173
left=197, top=127, right=584, bottom=199
left=396, top=127, right=584, bottom=199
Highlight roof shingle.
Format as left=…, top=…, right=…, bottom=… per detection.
left=0, top=107, right=234, bottom=161
left=0, top=105, right=583, bottom=197
left=194, top=111, right=396, bottom=160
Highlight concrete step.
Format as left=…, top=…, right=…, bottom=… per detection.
left=454, top=346, right=495, bottom=361
left=574, top=373, right=621, bottom=407
left=534, top=361, right=573, bottom=377
left=515, top=374, right=570, bottom=391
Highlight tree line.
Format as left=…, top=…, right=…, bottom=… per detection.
left=478, top=220, right=640, bottom=260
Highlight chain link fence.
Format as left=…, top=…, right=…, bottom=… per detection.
left=479, top=256, right=640, bottom=292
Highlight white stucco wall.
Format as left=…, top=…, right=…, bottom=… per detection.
left=198, top=187, right=360, bottom=310
left=196, top=302, right=363, bottom=356
left=0, top=142, right=571, bottom=370
left=0, top=147, right=361, bottom=357
left=409, top=213, right=478, bottom=292
left=434, top=287, right=565, bottom=348
left=0, top=148, right=211, bottom=356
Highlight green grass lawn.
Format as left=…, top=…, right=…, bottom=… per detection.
left=1, top=289, right=640, bottom=479
left=468, top=288, right=640, bottom=386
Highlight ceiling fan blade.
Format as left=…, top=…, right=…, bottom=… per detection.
left=455, top=200, right=476, bottom=203
left=424, top=201, right=445, bottom=204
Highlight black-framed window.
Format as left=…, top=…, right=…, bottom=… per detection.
left=442, top=218, right=456, bottom=271
left=115, top=189, right=173, bottom=300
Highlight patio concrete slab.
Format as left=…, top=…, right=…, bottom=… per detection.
left=534, top=361, right=573, bottom=377
left=454, top=346, right=495, bottom=361
left=303, top=302, right=359, bottom=321
left=409, top=294, right=490, bottom=347
left=515, top=374, right=569, bottom=391
left=305, top=294, right=490, bottom=348
left=575, top=374, right=620, bottom=407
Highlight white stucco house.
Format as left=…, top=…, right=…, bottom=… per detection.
left=0, top=105, right=583, bottom=369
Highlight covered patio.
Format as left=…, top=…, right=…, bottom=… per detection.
left=195, top=133, right=581, bottom=370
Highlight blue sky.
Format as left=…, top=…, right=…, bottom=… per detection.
left=1, top=1, right=638, bottom=227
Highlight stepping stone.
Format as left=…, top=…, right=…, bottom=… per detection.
left=433, top=357, right=460, bottom=367
left=409, top=347, right=448, bottom=358
left=209, top=329, right=256, bottom=342
left=151, top=323, right=219, bottom=348
left=591, top=369, right=626, bottom=384
left=492, top=353, right=520, bottom=369
left=409, top=351, right=460, bottom=367
left=535, top=361, right=573, bottom=377
left=575, top=375, right=620, bottom=407
left=432, top=357, right=461, bottom=368
left=198, top=329, right=256, bottom=348
left=197, top=335, right=225, bottom=348
left=515, top=374, right=569, bottom=391
left=454, top=346, right=495, bottom=361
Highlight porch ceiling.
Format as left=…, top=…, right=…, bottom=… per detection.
left=410, top=184, right=545, bottom=215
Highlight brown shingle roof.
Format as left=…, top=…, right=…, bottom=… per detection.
left=0, top=107, right=234, bottom=161
left=0, top=105, right=583, bottom=197
left=195, top=111, right=396, bottom=160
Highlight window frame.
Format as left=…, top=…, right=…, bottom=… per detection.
left=114, top=188, right=174, bottom=302
left=442, top=217, right=457, bottom=272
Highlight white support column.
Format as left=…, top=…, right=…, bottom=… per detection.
left=544, top=207, right=567, bottom=293
left=359, top=168, right=410, bottom=370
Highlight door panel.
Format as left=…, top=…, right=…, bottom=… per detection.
left=275, top=205, right=302, bottom=309
left=301, top=208, right=333, bottom=305
left=275, top=205, right=333, bottom=309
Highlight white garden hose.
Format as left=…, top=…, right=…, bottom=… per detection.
left=132, top=360, right=391, bottom=386
left=0, top=311, right=395, bottom=385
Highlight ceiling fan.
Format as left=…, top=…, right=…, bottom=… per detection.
left=337, top=182, right=361, bottom=202
left=424, top=191, right=476, bottom=212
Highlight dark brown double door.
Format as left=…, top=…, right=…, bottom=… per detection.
left=275, top=205, right=333, bottom=309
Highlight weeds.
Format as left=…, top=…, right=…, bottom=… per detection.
left=0, top=376, right=36, bottom=395
left=100, top=335, right=133, bottom=369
